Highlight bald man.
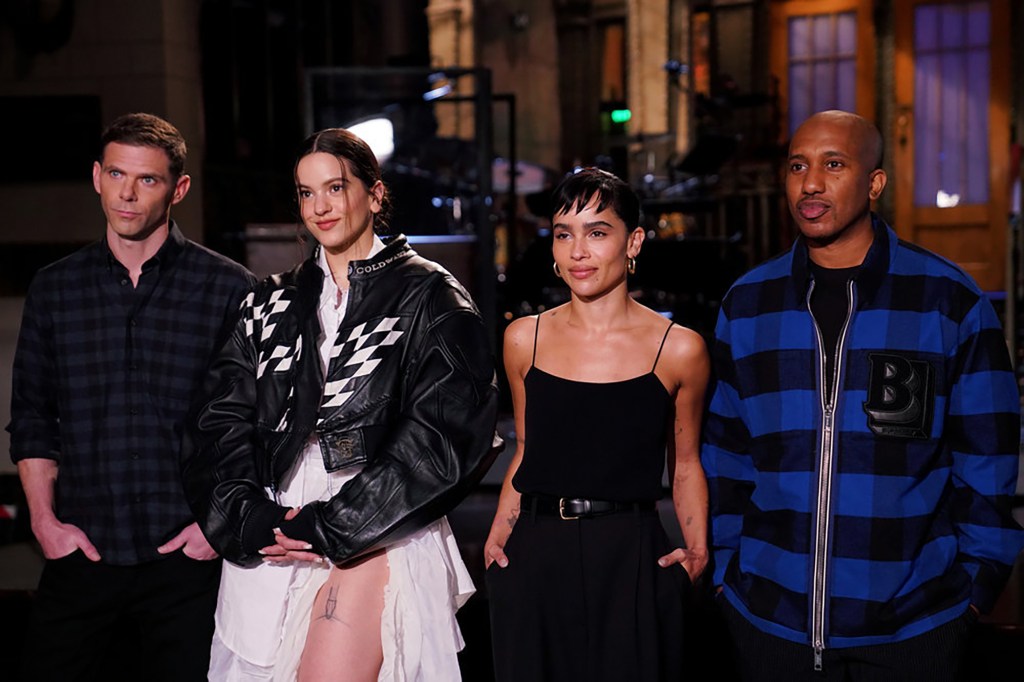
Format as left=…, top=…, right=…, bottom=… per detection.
left=702, top=111, right=1024, bottom=681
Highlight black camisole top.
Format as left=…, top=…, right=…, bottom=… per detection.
left=511, top=316, right=675, bottom=502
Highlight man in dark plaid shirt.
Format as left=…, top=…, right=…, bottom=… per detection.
left=7, top=113, right=255, bottom=681
left=703, top=111, right=1024, bottom=681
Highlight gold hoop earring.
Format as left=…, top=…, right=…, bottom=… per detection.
left=627, top=257, right=637, bottom=275
left=553, top=262, right=562, bottom=278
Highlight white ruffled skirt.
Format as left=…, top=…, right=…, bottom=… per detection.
left=207, top=445, right=475, bottom=681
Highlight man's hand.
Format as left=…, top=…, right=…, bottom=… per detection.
left=20, top=458, right=99, bottom=561
left=157, top=522, right=219, bottom=560
left=32, top=516, right=101, bottom=562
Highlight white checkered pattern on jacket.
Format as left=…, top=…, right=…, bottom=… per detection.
left=275, top=386, right=295, bottom=432
left=318, top=316, right=404, bottom=423
left=243, top=290, right=301, bottom=380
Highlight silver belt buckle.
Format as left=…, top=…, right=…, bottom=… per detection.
left=559, top=497, right=580, bottom=520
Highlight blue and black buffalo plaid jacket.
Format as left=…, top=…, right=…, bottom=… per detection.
left=703, top=215, right=1024, bottom=655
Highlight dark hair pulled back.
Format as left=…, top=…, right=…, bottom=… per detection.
left=295, top=128, right=391, bottom=232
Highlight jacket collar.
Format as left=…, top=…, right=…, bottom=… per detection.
left=315, top=234, right=387, bottom=308
left=304, top=234, right=412, bottom=282
left=790, top=212, right=893, bottom=305
left=296, top=233, right=412, bottom=305
left=347, top=234, right=413, bottom=280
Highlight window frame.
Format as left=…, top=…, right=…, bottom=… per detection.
left=769, top=0, right=876, bottom=140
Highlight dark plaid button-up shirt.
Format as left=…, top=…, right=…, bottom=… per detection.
left=8, top=223, right=255, bottom=565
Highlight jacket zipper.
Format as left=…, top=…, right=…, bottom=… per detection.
left=808, top=278, right=856, bottom=672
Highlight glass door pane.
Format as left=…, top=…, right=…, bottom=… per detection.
left=913, top=2, right=990, bottom=207
left=787, top=11, right=856, bottom=135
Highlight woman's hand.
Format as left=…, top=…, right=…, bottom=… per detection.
left=484, top=524, right=513, bottom=569
left=657, top=546, right=709, bottom=582
left=260, top=507, right=327, bottom=564
left=484, top=539, right=509, bottom=569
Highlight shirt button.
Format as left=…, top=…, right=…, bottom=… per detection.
left=134, top=496, right=142, bottom=504
left=131, top=451, right=139, bottom=460
left=120, top=279, right=128, bottom=286
left=130, top=408, right=138, bottom=415
left=130, top=319, right=137, bottom=327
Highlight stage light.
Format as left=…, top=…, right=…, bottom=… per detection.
left=345, top=117, right=394, bottom=164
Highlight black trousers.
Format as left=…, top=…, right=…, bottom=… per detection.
left=721, top=597, right=976, bottom=682
left=487, top=509, right=689, bottom=682
left=20, top=550, right=221, bottom=682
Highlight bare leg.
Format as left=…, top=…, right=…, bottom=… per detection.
left=297, top=550, right=389, bottom=682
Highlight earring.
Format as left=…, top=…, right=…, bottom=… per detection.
left=627, top=257, right=637, bottom=275
left=553, top=262, right=562, bottom=278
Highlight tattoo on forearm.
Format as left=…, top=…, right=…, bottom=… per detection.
left=685, top=516, right=693, bottom=527
left=506, top=509, right=519, bottom=530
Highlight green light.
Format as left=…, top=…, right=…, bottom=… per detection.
left=610, top=108, right=632, bottom=124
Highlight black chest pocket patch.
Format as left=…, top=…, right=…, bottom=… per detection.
left=862, top=352, right=935, bottom=439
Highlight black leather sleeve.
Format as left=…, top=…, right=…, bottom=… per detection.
left=296, top=280, right=501, bottom=564
left=180, top=296, right=291, bottom=566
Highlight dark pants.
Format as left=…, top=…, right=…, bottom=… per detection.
left=721, top=597, right=976, bottom=682
left=20, top=550, right=221, bottom=682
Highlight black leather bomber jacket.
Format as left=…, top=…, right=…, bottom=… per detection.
left=181, top=235, right=501, bottom=567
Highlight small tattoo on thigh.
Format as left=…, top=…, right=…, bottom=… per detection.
left=318, top=585, right=341, bottom=622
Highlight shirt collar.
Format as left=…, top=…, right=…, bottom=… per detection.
left=316, top=234, right=385, bottom=310
left=791, top=212, right=892, bottom=305
left=101, top=220, right=186, bottom=273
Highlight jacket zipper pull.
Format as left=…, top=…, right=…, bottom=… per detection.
left=814, top=644, right=823, bottom=671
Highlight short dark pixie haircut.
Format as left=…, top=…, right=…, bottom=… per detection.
left=99, top=113, right=187, bottom=179
left=295, top=128, right=391, bottom=232
left=550, top=167, right=640, bottom=230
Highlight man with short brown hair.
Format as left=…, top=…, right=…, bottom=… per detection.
left=8, top=112, right=255, bottom=681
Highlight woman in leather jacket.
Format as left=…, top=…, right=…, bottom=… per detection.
left=181, top=128, right=500, bottom=681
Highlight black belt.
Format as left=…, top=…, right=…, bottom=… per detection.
left=520, top=493, right=655, bottom=520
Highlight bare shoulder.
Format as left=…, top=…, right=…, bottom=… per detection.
left=503, top=315, right=539, bottom=374
left=504, top=315, right=538, bottom=349
left=664, top=324, right=708, bottom=360
left=659, top=323, right=710, bottom=386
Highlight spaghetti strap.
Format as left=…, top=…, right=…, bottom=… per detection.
left=531, top=313, right=541, bottom=367
left=651, top=321, right=674, bottom=372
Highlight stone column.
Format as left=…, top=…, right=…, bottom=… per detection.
left=626, top=0, right=671, bottom=181
left=426, top=0, right=475, bottom=140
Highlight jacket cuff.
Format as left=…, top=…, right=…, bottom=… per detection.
left=241, top=503, right=290, bottom=554
left=276, top=505, right=321, bottom=552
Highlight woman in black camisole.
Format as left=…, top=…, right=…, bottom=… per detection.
left=484, top=168, right=711, bottom=681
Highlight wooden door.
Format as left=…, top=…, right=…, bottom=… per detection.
left=893, top=0, right=1011, bottom=292
left=770, top=0, right=876, bottom=139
